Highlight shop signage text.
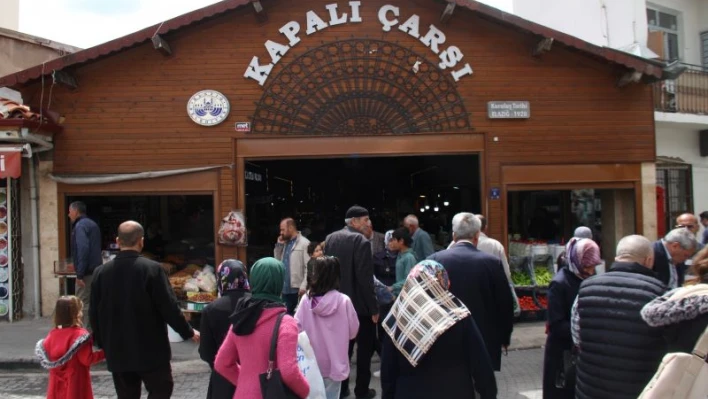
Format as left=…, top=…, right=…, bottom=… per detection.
left=244, top=2, right=473, bottom=86
left=245, top=171, right=263, bottom=182
left=487, top=101, right=530, bottom=119
left=235, top=122, right=251, bottom=132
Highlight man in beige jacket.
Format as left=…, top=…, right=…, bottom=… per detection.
left=274, top=217, right=311, bottom=314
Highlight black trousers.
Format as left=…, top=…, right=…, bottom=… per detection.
left=343, top=313, right=376, bottom=396
left=112, top=364, right=174, bottom=399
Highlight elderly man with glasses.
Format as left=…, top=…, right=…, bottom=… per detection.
left=652, top=227, right=698, bottom=288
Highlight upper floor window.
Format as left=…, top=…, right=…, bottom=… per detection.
left=647, top=7, right=680, bottom=61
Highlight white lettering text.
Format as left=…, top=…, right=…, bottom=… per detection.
left=378, top=5, right=399, bottom=32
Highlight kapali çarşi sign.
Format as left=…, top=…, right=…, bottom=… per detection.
left=244, top=1, right=474, bottom=86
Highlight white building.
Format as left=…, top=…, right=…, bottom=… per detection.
left=513, top=0, right=708, bottom=238
left=0, top=0, right=19, bottom=31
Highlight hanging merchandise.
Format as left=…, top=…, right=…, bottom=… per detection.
left=0, top=187, right=8, bottom=320
left=218, top=210, right=248, bottom=246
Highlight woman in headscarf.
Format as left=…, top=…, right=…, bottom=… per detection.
left=542, top=238, right=601, bottom=399
left=380, top=260, right=497, bottom=399
left=214, top=257, right=309, bottom=399
left=642, top=246, right=708, bottom=354
left=199, top=260, right=251, bottom=399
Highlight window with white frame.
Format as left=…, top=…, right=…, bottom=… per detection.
left=647, top=7, right=680, bottom=61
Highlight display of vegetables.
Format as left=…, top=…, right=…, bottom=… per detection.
left=534, top=267, right=553, bottom=286
left=518, top=296, right=539, bottom=311
left=511, top=271, right=532, bottom=286
left=536, top=295, right=548, bottom=309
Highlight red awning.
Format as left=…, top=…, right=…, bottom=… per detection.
left=0, top=147, right=22, bottom=178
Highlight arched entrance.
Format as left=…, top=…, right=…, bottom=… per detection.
left=251, top=39, right=472, bottom=135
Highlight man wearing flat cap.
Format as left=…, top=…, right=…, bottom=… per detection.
left=325, top=205, right=379, bottom=399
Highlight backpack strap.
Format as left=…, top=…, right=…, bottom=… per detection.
left=692, top=325, right=708, bottom=360
left=266, top=311, right=287, bottom=378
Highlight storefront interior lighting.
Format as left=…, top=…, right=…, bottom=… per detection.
left=425, top=205, right=430, bottom=210
left=444, top=201, right=450, bottom=206
left=453, top=186, right=459, bottom=190
left=420, top=208, right=425, bottom=212
left=434, top=207, right=439, bottom=212
left=419, top=195, right=426, bottom=198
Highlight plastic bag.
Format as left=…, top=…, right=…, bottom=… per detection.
left=297, top=331, right=326, bottom=399
left=183, top=279, right=199, bottom=293
left=195, top=271, right=217, bottom=292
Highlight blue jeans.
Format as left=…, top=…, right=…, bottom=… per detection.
left=283, top=293, right=299, bottom=315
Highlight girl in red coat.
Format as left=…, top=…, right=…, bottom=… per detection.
left=35, top=295, right=105, bottom=399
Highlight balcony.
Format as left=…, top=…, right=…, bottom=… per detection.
left=654, top=63, right=708, bottom=115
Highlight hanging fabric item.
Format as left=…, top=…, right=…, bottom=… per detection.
left=218, top=210, right=247, bottom=246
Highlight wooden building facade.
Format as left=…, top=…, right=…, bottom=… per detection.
left=0, top=0, right=665, bottom=315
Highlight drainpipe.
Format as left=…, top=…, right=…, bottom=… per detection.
left=29, top=155, right=41, bottom=319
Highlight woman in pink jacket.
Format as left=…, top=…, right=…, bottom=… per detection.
left=296, top=256, right=360, bottom=399
left=215, top=257, right=310, bottom=399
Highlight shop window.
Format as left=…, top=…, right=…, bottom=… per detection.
left=656, top=166, right=693, bottom=237
left=64, top=195, right=215, bottom=295
left=647, top=7, right=681, bottom=61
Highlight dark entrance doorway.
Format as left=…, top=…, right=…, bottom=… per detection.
left=245, top=154, right=481, bottom=265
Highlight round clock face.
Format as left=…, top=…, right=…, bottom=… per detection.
left=187, top=90, right=231, bottom=126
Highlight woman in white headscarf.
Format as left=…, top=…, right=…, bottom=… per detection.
left=380, top=260, right=497, bottom=399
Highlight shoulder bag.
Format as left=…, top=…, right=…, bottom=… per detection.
left=639, top=325, right=708, bottom=399
left=259, top=311, right=300, bottom=399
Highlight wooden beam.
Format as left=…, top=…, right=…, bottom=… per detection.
left=151, top=34, right=172, bottom=56
left=440, top=2, right=456, bottom=24
left=51, top=70, right=77, bottom=90
left=252, top=0, right=268, bottom=23
left=532, top=37, right=554, bottom=57
left=617, top=70, right=643, bottom=87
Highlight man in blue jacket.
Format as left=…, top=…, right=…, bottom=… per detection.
left=69, top=201, right=103, bottom=328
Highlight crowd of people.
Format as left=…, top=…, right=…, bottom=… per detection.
left=34, top=205, right=708, bottom=399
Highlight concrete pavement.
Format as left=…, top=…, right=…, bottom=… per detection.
left=0, top=317, right=548, bottom=369
left=0, top=349, right=544, bottom=399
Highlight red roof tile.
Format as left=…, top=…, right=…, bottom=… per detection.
left=0, top=98, right=45, bottom=121
left=0, top=0, right=664, bottom=88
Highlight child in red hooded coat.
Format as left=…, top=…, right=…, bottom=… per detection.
left=35, top=296, right=105, bottom=399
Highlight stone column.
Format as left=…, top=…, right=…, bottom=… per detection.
left=641, top=162, right=658, bottom=241
left=38, top=160, right=59, bottom=317
left=601, top=189, right=636, bottom=265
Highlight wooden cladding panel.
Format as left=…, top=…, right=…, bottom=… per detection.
left=19, top=0, right=657, bottom=252
left=29, top=0, right=656, bottom=176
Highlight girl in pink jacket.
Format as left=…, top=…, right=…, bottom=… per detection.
left=295, top=256, right=360, bottom=399
left=215, top=257, right=309, bottom=399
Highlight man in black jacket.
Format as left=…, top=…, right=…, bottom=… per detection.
left=90, top=221, right=199, bottom=399
left=572, top=235, right=667, bottom=399
left=68, top=201, right=102, bottom=328
left=427, top=212, right=514, bottom=371
left=325, top=205, right=378, bottom=399
left=652, top=227, right=697, bottom=288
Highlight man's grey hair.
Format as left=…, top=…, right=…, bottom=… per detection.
left=615, top=235, right=653, bottom=262
left=404, top=215, right=419, bottom=226
left=344, top=218, right=353, bottom=226
left=452, top=212, right=481, bottom=240
left=664, top=228, right=697, bottom=250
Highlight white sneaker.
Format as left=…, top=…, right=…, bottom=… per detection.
left=373, top=370, right=381, bottom=378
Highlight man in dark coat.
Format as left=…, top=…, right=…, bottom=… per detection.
left=572, top=235, right=667, bottom=399
left=90, top=221, right=199, bottom=399
left=652, top=227, right=697, bottom=288
left=68, top=201, right=103, bottom=328
left=428, top=212, right=514, bottom=371
left=325, top=205, right=379, bottom=399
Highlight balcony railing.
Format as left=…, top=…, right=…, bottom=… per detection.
left=654, top=63, right=708, bottom=115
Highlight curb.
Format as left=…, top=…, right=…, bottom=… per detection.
left=0, top=355, right=199, bottom=372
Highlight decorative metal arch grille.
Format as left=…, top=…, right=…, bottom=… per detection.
left=251, top=39, right=472, bottom=135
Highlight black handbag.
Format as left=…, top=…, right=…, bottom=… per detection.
left=259, top=311, right=300, bottom=399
